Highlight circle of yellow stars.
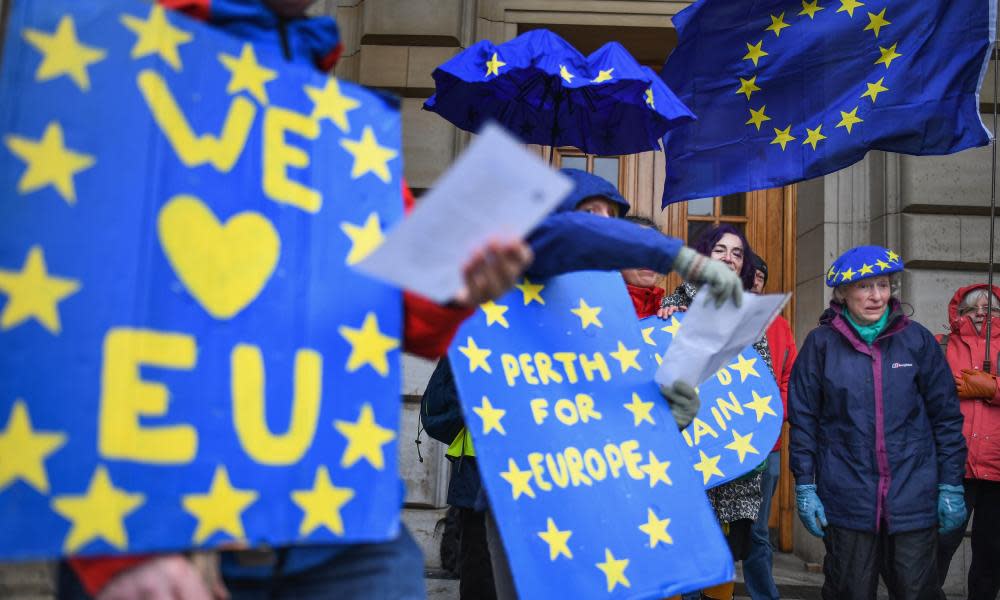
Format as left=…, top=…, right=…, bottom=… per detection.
left=737, top=1, right=901, bottom=153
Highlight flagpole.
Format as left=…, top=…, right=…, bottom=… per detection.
left=985, top=36, right=999, bottom=373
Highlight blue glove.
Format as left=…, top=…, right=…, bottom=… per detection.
left=795, top=484, right=827, bottom=538
left=938, top=484, right=967, bottom=533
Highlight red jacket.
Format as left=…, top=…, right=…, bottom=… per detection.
left=71, top=2, right=470, bottom=594
left=942, top=283, right=1000, bottom=482
left=765, top=315, right=796, bottom=452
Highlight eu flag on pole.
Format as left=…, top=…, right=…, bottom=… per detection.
left=660, top=0, right=995, bottom=205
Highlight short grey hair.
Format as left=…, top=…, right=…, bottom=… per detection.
left=960, top=288, right=1000, bottom=313
left=832, top=272, right=901, bottom=304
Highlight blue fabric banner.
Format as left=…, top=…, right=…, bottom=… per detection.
left=0, top=0, right=404, bottom=559
left=639, top=315, right=783, bottom=488
left=447, top=273, right=732, bottom=599
left=661, top=0, right=995, bottom=204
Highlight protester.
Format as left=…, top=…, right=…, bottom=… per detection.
left=422, top=175, right=725, bottom=599
left=742, top=253, right=796, bottom=600
left=935, top=284, right=1000, bottom=599
left=660, top=225, right=771, bottom=600
left=789, top=246, right=967, bottom=599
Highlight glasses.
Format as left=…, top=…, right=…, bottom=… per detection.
left=711, top=245, right=743, bottom=260
left=851, top=280, right=891, bottom=296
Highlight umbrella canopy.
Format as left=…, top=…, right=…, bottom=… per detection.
left=424, top=29, right=695, bottom=156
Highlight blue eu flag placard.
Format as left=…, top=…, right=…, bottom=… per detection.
left=448, top=273, right=733, bottom=599
left=639, top=315, right=782, bottom=488
left=661, top=0, right=995, bottom=204
left=0, top=0, right=405, bottom=559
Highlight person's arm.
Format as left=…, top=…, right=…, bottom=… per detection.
left=778, top=318, right=798, bottom=420
left=526, top=212, right=682, bottom=278
left=788, top=331, right=823, bottom=484
left=420, top=357, right=467, bottom=445
left=917, top=329, right=967, bottom=487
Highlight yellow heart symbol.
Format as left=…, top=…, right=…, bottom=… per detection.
left=157, top=195, right=280, bottom=320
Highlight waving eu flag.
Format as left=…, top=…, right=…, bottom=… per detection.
left=661, top=0, right=995, bottom=205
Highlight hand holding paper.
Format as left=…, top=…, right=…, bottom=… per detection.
left=356, top=123, right=572, bottom=303
left=655, top=292, right=790, bottom=389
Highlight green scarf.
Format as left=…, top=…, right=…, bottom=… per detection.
left=843, top=307, right=890, bottom=344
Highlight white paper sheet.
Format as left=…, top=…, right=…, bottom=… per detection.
left=655, top=292, right=791, bottom=389
left=354, top=123, right=573, bottom=303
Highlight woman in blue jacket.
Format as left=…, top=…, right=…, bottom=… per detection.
left=789, top=246, right=967, bottom=599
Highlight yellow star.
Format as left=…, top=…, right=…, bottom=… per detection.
left=875, top=43, right=903, bottom=69
left=645, top=87, right=655, bottom=109
left=725, top=429, right=760, bottom=464
left=0, top=400, right=66, bottom=494
left=499, top=457, right=535, bottom=500
left=640, top=451, right=672, bottom=488
left=514, top=278, right=545, bottom=305
left=480, top=300, right=510, bottom=328
left=340, top=212, right=384, bottom=265
left=638, top=508, right=673, bottom=548
left=305, top=77, right=361, bottom=132
left=744, top=390, right=777, bottom=422
left=218, top=43, right=277, bottom=104
left=334, top=403, right=396, bottom=470
left=887, top=249, right=900, bottom=262
left=743, top=41, right=768, bottom=66
left=0, top=246, right=80, bottom=334
left=596, top=548, right=631, bottom=592
left=770, top=125, right=796, bottom=151
left=693, top=450, right=725, bottom=485
left=840, top=267, right=856, bottom=281
left=641, top=326, right=656, bottom=346
left=802, top=124, right=827, bottom=150
left=51, top=466, right=145, bottom=553
left=661, top=316, right=681, bottom=337
left=5, top=121, right=96, bottom=205
left=875, top=258, right=890, bottom=271
left=559, top=64, right=575, bottom=83
left=862, top=77, right=888, bottom=103
left=837, top=0, right=865, bottom=18
left=736, top=75, right=761, bottom=100
left=340, top=126, right=398, bottom=183
left=291, top=466, right=355, bottom=537
left=746, top=105, right=771, bottom=131
left=571, top=299, right=603, bottom=329
left=485, top=52, right=506, bottom=77
left=858, top=263, right=874, bottom=276
left=864, top=8, right=891, bottom=38
left=592, top=68, right=614, bottom=83
left=537, top=517, right=573, bottom=560
left=609, top=342, right=642, bottom=374
left=624, top=392, right=656, bottom=427
left=22, top=15, right=106, bottom=92
left=338, top=312, right=400, bottom=377
left=799, top=0, right=825, bottom=19
left=181, top=466, right=258, bottom=544
left=765, top=13, right=791, bottom=37
left=458, top=337, right=492, bottom=374
left=729, top=353, right=760, bottom=382
left=836, top=106, right=863, bottom=134
left=120, top=5, right=193, bottom=71
left=827, top=265, right=838, bottom=279
left=473, top=396, right=506, bottom=435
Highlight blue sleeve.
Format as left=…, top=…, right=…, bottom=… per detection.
left=789, top=329, right=824, bottom=485
left=525, top=212, right=683, bottom=278
left=915, top=327, right=967, bottom=486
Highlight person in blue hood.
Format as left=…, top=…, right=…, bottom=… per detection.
left=789, top=246, right=967, bottom=599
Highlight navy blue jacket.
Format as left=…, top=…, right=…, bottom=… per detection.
left=527, top=169, right=682, bottom=278
left=789, top=301, right=966, bottom=533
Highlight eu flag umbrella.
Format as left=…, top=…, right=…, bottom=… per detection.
left=424, top=29, right=695, bottom=156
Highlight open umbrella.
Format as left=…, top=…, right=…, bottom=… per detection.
left=423, top=29, right=695, bottom=156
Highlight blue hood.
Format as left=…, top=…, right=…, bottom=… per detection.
left=556, top=168, right=630, bottom=215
